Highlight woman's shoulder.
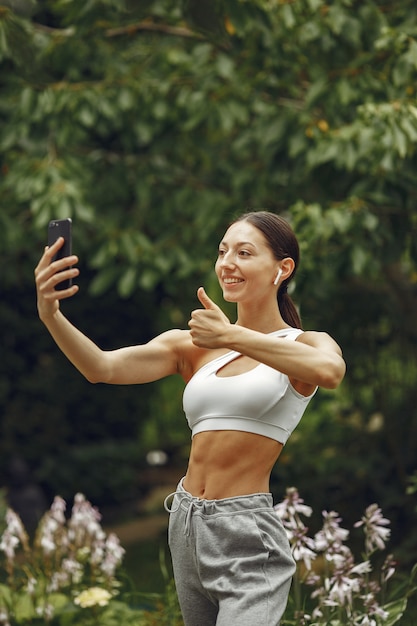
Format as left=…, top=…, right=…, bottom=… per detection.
left=296, top=330, right=343, bottom=355
left=155, top=328, right=204, bottom=381
left=152, top=328, right=191, bottom=354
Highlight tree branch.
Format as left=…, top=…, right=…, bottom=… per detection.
left=33, top=20, right=203, bottom=41
left=105, top=20, right=204, bottom=40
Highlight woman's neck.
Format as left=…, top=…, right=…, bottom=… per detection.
left=235, top=303, right=289, bottom=334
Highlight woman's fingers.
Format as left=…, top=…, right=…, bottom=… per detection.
left=44, top=267, right=79, bottom=295
left=35, top=238, right=80, bottom=318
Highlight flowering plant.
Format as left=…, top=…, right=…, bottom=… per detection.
left=1, top=488, right=415, bottom=625
left=276, top=487, right=417, bottom=625
left=0, top=493, right=153, bottom=625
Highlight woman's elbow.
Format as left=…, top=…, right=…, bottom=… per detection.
left=83, top=364, right=112, bottom=384
left=82, top=352, right=115, bottom=384
left=85, top=373, right=101, bottom=384
left=318, top=356, right=346, bottom=389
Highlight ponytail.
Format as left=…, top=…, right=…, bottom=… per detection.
left=278, top=288, right=302, bottom=329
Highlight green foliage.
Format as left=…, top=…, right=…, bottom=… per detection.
left=0, top=278, right=159, bottom=508
left=0, top=0, right=417, bottom=569
left=276, top=487, right=417, bottom=625
left=0, top=489, right=7, bottom=536
left=0, top=493, right=183, bottom=625
left=36, top=441, right=143, bottom=506
left=2, top=488, right=416, bottom=625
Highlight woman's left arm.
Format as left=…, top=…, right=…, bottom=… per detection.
left=188, top=288, right=345, bottom=391
left=223, top=327, right=345, bottom=391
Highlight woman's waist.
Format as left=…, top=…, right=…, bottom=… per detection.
left=184, top=430, right=282, bottom=499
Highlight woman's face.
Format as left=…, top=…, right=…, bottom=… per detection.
left=215, top=221, right=279, bottom=303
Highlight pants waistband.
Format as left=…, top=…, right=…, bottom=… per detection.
left=164, top=478, right=274, bottom=536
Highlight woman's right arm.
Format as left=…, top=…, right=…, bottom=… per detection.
left=34, top=239, right=182, bottom=385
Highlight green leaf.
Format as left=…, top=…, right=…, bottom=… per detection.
left=48, top=592, right=70, bottom=611
left=307, top=0, right=323, bottom=10
left=118, top=267, right=137, bottom=297
left=390, top=120, right=408, bottom=158
left=78, top=106, right=96, bottom=127
left=281, top=4, right=296, bottom=30
left=307, top=141, right=339, bottom=167
left=89, top=266, right=120, bottom=296
left=138, top=268, right=159, bottom=290
left=14, top=592, right=35, bottom=621
left=399, top=115, right=417, bottom=143
left=403, top=38, right=417, bottom=68
left=0, top=583, right=12, bottom=605
left=350, top=245, right=369, bottom=274
left=216, top=52, right=235, bottom=79
left=383, top=597, right=408, bottom=626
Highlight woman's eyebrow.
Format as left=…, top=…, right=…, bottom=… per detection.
left=219, top=240, right=257, bottom=248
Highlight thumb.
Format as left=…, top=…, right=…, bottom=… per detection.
left=197, top=286, right=220, bottom=310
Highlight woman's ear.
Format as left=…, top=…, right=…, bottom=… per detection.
left=278, top=257, right=295, bottom=281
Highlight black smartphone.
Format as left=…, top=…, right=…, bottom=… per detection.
left=48, top=218, right=73, bottom=290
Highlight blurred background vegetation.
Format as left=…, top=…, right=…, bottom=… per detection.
left=1, top=0, right=417, bottom=588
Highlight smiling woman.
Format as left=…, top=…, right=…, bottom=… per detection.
left=34, top=210, right=345, bottom=626
left=218, top=211, right=301, bottom=329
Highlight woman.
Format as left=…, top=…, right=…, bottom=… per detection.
left=35, top=211, right=345, bottom=625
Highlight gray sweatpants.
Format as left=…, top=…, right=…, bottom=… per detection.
left=165, top=479, right=295, bottom=626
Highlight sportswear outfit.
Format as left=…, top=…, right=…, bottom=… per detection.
left=165, top=328, right=316, bottom=625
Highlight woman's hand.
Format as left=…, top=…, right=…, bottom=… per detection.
left=34, top=237, right=80, bottom=321
left=188, top=287, right=231, bottom=348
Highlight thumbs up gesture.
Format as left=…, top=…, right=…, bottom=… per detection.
left=188, top=287, right=231, bottom=348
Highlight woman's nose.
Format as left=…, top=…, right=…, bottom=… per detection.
left=219, top=251, right=235, bottom=268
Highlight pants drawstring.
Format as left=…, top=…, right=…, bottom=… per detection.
left=164, top=491, right=204, bottom=537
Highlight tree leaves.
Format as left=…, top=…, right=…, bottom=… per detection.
left=1, top=0, right=417, bottom=551
left=1, top=0, right=416, bottom=348
left=0, top=5, right=35, bottom=66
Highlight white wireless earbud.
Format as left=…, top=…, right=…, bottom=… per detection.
left=273, top=268, right=283, bottom=286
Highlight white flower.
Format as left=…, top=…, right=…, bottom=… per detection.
left=381, top=553, right=396, bottom=582
left=0, top=530, right=19, bottom=562
left=372, top=605, right=388, bottom=619
left=40, top=535, right=56, bottom=554
left=275, top=487, right=313, bottom=522
left=61, top=558, right=84, bottom=584
left=5, top=510, right=27, bottom=542
left=354, top=504, right=391, bottom=553
left=74, top=587, right=113, bottom=608
left=50, top=496, right=67, bottom=524
left=69, top=493, right=105, bottom=552
left=350, top=560, right=372, bottom=575
left=35, top=603, right=54, bottom=619
left=44, top=518, right=59, bottom=534
left=26, top=577, right=37, bottom=594
left=355, top=617, right=377, bottom=626
left=37, top=496, right=68, bottom=556
left=90, top=544, right=105, bottom=565
left=314, top=510, right=349, bottom=552
left=0, top=510, right=29, bottom=563
left=105, top=533, right=125, bottom=561
left=0, top=608, right=10, bottom=626
left=326, top=574, right=361, bottom=607
left=290, top=526, right=317, bottom=571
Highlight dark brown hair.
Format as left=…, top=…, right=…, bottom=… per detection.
left=233, top=211, right=302, bottom=329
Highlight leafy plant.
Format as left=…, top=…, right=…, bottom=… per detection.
left=277, top=488, right=417, bottom=625
left=0, top=493, right=148, bottom=625
left=1, top=488, right=415, bottom=625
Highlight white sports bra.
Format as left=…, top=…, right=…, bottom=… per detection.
left=183, top=328, right=317, bottom=445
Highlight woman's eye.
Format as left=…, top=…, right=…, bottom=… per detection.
left=239, top=250, right=250, bottom=256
